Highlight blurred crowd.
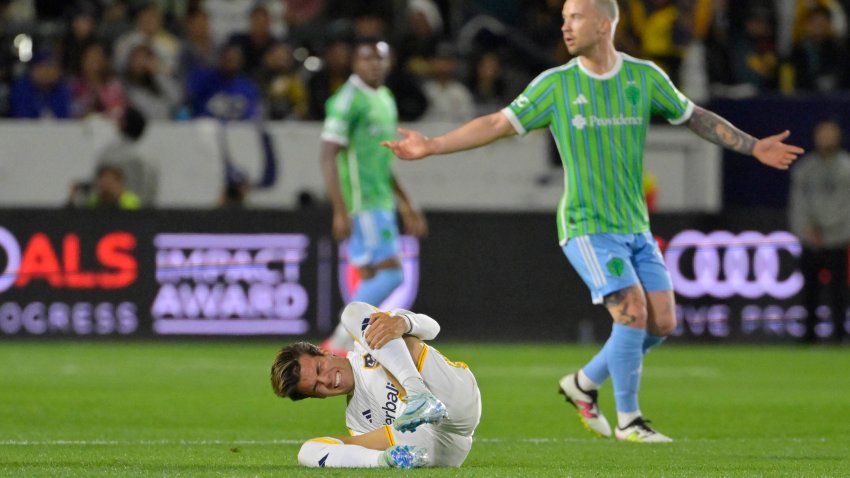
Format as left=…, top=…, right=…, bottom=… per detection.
left=1, top=0, right=849, bottom=125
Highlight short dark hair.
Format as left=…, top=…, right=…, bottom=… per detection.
left=121, top=106, right=147, bottom=141
left=96, top=163, right=124, bottom=181
left=270, top=342, right=324, bottom=401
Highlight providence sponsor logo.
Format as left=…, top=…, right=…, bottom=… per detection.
left=571, top=114, right=643, bottom=130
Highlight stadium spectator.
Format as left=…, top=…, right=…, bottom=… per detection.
left=95, top=106, right=158, bottom=206
left=113, top=3, right=181, bottom=78
left=273, top=302, right=478, bottom=469
left=789, top=120, right=850, bottom=343
left=397, top=0, right=443, bottom=77
left=690, top=0, right=735, bottom=88
left=9, top=52, right=72, bottom=119
left=68, top=163, right=142, bottom=209
left=623, top=0, right=690, bottom=83
left=420, top=44, right=474, bottom=123
left=228, top=5, right=277, bottom=77
left=468, top=51, right=511, bottom=116
left=178, top=7, right=216, bottom=77
left=71, top=42, right=126, bottom=119
left=96, top=0, right=133, bottom=47
left=122, top=44, right=182, bottom=120
left=282, top=0, right=328, bottom=51
left=789, top=6, right=848, bottom=93
left=258, top=41, right=308, bottom=120
left=319, top=39, right=427, bottom=352
left=385, top=47, right=428, bottom=122
left=187, top=43, right=260, bottom=120
left=307, top=39, right=350, bottom=120
left=61, top=3, right=99, bottom=76
left=384, top=0, right=803, bottom=443
left=729, top=6, right=779, bottom=93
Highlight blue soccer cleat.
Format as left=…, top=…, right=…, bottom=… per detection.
left=381, top=445, right=428, bottom=468
left=393, top=391, right=448, bottom=433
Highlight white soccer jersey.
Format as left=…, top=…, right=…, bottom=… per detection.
left=343, top=341, right=482, bottom=467
left=345, top=344, right=407, bottom=435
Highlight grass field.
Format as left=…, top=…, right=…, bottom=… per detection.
left=1, top=341, right=849, bottom=477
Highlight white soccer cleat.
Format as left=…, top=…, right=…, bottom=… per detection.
left=381, top=445, right=428, bottom=468
left=393, top=391, right=447, bottom=433
left=615, top=417, right=673, bottom=443
left=558, top=373, right=612, bottom=438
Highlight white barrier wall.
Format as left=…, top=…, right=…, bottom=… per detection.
left=0, top=119, right=720, bottom=212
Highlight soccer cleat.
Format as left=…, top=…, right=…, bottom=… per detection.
left=558, top=373, right=612, bottom=438
left=381, top=445, right=428, bottom=468
left=393, top=392, right=448, bottom=433
left=615, top=417, right=673, bottom=443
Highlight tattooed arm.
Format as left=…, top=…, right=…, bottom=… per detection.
left=686, top=106, right=757, bottom=155
left=684, top=106, right=805, bottom=170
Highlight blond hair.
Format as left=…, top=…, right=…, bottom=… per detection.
left=270, top=342, right=324, bottom=401
left=592, top=0, right=620, bottom=34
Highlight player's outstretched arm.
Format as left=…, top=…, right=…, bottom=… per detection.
left=382, top=111, right=517, bottom=160
left=685, top=106, right=805, bottom=170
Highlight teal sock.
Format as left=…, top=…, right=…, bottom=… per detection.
left=608, top=324, right=645, bottom=413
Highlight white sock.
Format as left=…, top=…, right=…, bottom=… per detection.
left=617, top=410, right=642, bottom=429
left=328, top=323, right=354, bottom=351
left=297, top=438, right=386, bottom=468
left=577, top=369, right=600, bottom=391
left=340, top=302, right=430, bottom=396
left=367, top=338, right=429, bottom=396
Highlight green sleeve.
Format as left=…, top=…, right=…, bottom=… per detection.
left=501, top=74, right=557, bottom=135
left=648, top=67, right=693, bottom=125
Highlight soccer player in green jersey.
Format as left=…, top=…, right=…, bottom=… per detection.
left=320, top=39, right=427, bottom=354
left=384, top=0, right=804, bottom=443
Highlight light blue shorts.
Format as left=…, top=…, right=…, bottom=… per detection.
left=562, top=232, right=672, bottom=305
left=346, top=209, right=400, bottom=267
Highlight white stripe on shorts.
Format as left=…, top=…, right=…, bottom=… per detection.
left=577, top=236, right=606, bottom=288
left=361, top=212, right=378, bottom=247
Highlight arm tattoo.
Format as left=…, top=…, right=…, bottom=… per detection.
left=686, top=106, right=757, bottom=155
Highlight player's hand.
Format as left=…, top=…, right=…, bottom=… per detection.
left=332, top=210, right=351, bottom=241
left=382, top=128, right=433, bottom=160
left=364, top=312, right=406, bottom=349
left=753, top=130, right=804, bottom=170
left=400, top=207, right=428, bottom=238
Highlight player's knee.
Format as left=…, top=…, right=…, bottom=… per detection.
left=605, top=287, right=648, bottom=328
left=298, top=438, right=341, bottom=467
left=341, top=302, right=376, bottom=338
left=650, top=316, right=676, bottom=336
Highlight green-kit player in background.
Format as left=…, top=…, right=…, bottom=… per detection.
left=320, top=38, right=427, bottom=354
left=384, top=0, right=804, bottom=442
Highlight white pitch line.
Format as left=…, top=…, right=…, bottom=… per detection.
left=0, top=437, right=829, bottom=446
left=0, top=439, right=304, bottom=446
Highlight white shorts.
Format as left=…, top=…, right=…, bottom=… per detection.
left=388, top=344, right=481, bottom=467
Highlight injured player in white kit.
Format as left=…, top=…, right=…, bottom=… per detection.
left=270, top=302, right=482, bottom=468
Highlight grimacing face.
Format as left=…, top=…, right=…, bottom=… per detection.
left=294, top=352, right=355, bottom=398
left=561, top=0, right=609, bottom=57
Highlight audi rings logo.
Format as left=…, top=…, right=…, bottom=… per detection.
left=666, top=230, right=803, bottom=299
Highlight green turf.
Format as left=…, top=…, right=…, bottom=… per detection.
left=1, top=341, right=848, bottom=477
